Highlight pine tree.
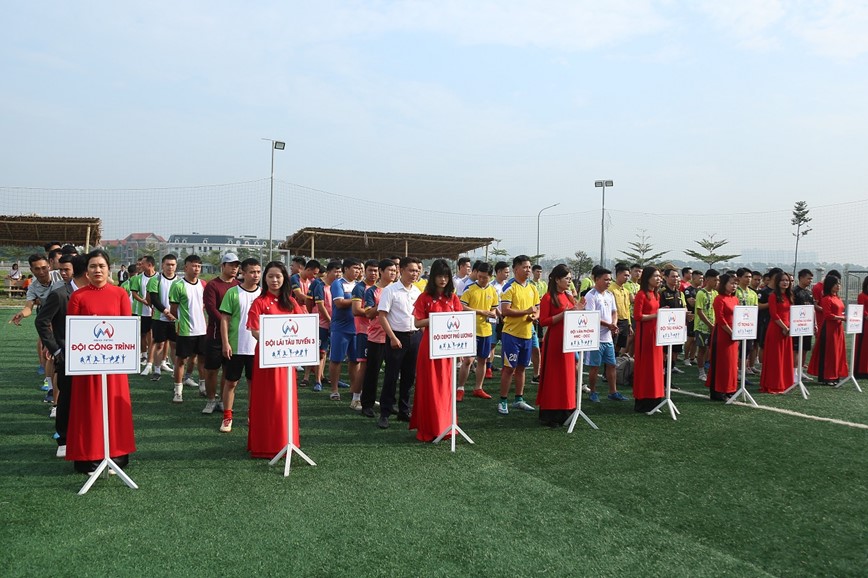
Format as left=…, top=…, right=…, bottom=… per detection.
left=684, top=234, right=740, bottom=267
left=619, top=230, right=668, bottom=266
left=791, top=201, right=812, bottom=275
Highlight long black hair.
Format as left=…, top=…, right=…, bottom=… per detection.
left=638, top=266, right=659, bottom=294
left=771, top=271, right=793, bottom=303
left=717, top=273, right=736, bottom=296
left=547, top=264, right=575, bottom=310
left=862, top=275, right=868, bottom=296
left=261, top=261, right=299, bottom=311
left=823, top=274, right=841, bottom=296
left=425, top=259, right=455, bottom=298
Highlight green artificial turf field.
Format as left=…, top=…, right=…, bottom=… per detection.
left=1, top=309, right=866, bottom=577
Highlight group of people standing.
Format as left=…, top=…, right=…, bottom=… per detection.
left=11, top=242, right=868, bottom=475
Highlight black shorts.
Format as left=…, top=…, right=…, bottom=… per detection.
left=152, top=319, right=177, bottom=343
left=176, top=335, right=207, bottom=359
left=139, top=316, right=152, bottom=336
left=495, top=320, right=503, bottom=343
left=224, top=354, right=254, bottom=382
left=616, top=319, right=630, bottom=350
left=204, top=338, right=223, bottom=370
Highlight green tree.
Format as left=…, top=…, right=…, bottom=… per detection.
left=620, top=230, right=668, bottom=266
left=791, top=200, right=812, bottom=275
left=566, top=250, right=594, bottom=280
left=684, top=234, right=740, bottom=268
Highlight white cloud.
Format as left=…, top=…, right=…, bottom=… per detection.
left=693, top=0, right=785, bottom=50
left=788, top=0, right=868, bottom=58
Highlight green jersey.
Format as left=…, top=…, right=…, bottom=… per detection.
left=130, top=272, right=157, bottom=317
left=169, top=278, right=206, bottom=337
left=219, top=285, right=259, bottom=355
left=694, top=288, right=718, bottom=332
left=147, top=273, right=178, bottom=321
left=736, top=286, right=758, bottom=306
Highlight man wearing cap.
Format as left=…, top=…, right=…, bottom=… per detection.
left=200, top=252, right=241, bottom=414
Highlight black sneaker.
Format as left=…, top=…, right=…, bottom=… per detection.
left=361, top=407, right=375, bottom=418
left=377, top=415, right=389, bottom=429
left=531, top=375, right=540, bottom=384
left=397, top=412, right=411, bottom=422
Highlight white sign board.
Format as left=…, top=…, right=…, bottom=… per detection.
left=65, top=316, right=141, bottom=375
left=563, top=310, right=601, bottom=353
left=732, top=305, right=759, bottom=341
left=846, top=304, right=864, bottom=335
left=790, top=305, right=815, bottom=337
left=429, top=311, right=476, bottom=359
left=656, top=308, right=687, bottom=346
left=258, top=314, right=320, bottom=368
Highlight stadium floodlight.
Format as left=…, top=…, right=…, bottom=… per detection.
left=595, top=180, right=614, bottom=265
left=536, top=203, right=560, bottom=258
left=262, top=138, right=285, bottom=260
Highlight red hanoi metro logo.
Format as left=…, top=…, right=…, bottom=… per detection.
left=93, top=321, right=115, bottom=339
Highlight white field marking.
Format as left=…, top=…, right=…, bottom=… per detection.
left=673, top=389, right=868, bottom=430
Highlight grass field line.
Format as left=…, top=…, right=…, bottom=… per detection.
left=672, top=389, right=868, bottom=429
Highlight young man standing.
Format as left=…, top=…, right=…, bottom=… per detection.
left=10, top=254, right=54, bottom=386
left=147, top=254, right=179, bottom=382
left=453, top=257, right=471, bottom=288
left=609, top=263, right=633, bottom=357
left=498, top=255, right=540, bottom=415
left=683, top=270, right=702, bottom=366
left=584, top=268, right=628, bottom=402
left=131, top=256, right=158, bottom=373
left=695, top=269, right=719, bottom=382
left=290, top=256, right=306, bottom=278
left=201, top=253, right=240, bottom=413
left=459, top=262, right=498, bottom=400
left=735, top=268, right=759, bottom=374
left=659, top=268, right=687, bottom=374
left=376, top=257, right=422, bottom=428
left=309, top=261, right=341, bottom=391
left=169, top=255, right=207, bottom=404
left=530, top=264, right=548, bottom=384
left=291, top=259, right=321, bottom=386
left=360, top=259, right=397, bottom=417
left=349, top=259, right=379, bottom=410
left=218, top=258, right=262, bottom=432
left=489, top=261, right=510, bottom=376
left=328, top=258, right=362, bottom=401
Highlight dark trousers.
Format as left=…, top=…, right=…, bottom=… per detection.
left=380, top=331, right=421, bottom=417
left=56, top=366, right=72, bottom=446
left=361, top=341, right=387, bottom=409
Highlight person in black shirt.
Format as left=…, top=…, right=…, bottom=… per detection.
left=660, top=268, right=688, bottom=375
left=792, top=269, right=817, bottom=377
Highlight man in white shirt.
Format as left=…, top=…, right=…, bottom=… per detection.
left=376, top=256, right=422, bottom=429
left=583, top=267, right=628, bottom=403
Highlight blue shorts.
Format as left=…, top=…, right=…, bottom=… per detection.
left=531, top=325, right=540, bottom=348
left=585, top=342, right=616, bottom=368
left=355, top=333, right=368, bottom=362
left=319, top=327, right=330, bottom=354
left=476, top=335, right=492, bottom=359
left=329, top=330, right=357, bottom=363
left=501, top=333, right=532, bottom=368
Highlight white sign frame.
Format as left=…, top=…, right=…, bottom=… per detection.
left=732, top=305, right=759, bottom=341
left=65, top=316, right=141, bottom=376
left=563, top=310, right=601, bottom=353
left=846, top=304, right=864, bottom=335
left=258, top=314, right=320, bottom=368
left=790, top=305, right=815, bottom=338
left=429, top=311, right=476, bottom=360
left=655, top=308, right=687, bottom=346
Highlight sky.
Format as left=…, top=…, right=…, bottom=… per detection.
left=2, top=1, right=867, bottom=260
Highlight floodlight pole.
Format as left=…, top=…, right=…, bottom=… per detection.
left=536, top=203, right=560, bottom=258
left=263, top=138, right=285, bottom=261
left=594, top=180, right=613, bottom=266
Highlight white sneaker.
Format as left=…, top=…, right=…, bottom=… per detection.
left=172, top=388, right=183, bottom=403
left=140, top=363, right=152, bottom=376
left=202, top=400, right=217, bottom=414
left=582, top=385, right=591, bottom=393
left=183, top=377, right=198, bottom=388
left=683, top=359, right=692, bottom=367
left=199, top=381, right=207, bottom=397
left=56, top=445, right=66, bottom=458
left=160, top=361, right=173, bottom=372
left=497, top=400, right=509, bottom=415
left=349, top=399, right=362, bottom=411
left=698, top=371, right=707, bottom=382
left=219, top=418, right=233, bottom=433
left=512, top=399, right=535, bottom=412
left=672, top=366, right=684, bottom=374
left=49, top=406, right=57, bottom=419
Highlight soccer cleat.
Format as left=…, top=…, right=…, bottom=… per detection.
left=589, top=392, right=600, bottom=403
left=312, top=383, right=323, bottom=392
left=456, top=389, right=465, bottom=402
left=160, top=361, right=173, bottom=372
left=698, top=371, right=707, bottom=382
left=56, top=445, right=66, bottom=458
left=472, top=388, right=492, bottom=399
left=219, top=418, right=233, bottom=433
left=49, top=406, right=57, bottom=419
left=512, top=399, right=535, bottom=412
left=349, top=399, right=362, bottom=411
left=671, top=366, right=684, bottom=374
left=199, top=382, right=207, bottom=397
left=582, top=385, right=591, bottom=393
left=41, top=379, right=51, bottom=391
left=183, top=377, right=198, bottom=388
left=140, top=363, right=153, bottom=376
left=485, top=367, right=493, bottom=379
left=531, top=375, right=540, bottom=384
left=172, top=391, right=183, bottom=403
left=338, top=381, right=351, bottom=389
left=215, top=401, right=224, bottom=412
left=202, top=400, right=217, bottom=414
left=37, top=366, right=45, bottom=376
left=683, top=359, right=692, bottom=367
left=329, top=392, right=341, bottom=401
left=497, top=400, right=509, bottom=415
left=43, top=393, right=53, bottom=403
left=150, top=370, right=161, bottom=382
left=608, top=392, right=628, bottom=401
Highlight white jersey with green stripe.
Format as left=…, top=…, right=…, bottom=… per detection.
left=169, top=278, right=206, bottom=337
left=219, top=285, right=259, bottom=355
left=147, top=273, right=178, bottom=321
left=130, top=272, right=157, bottom=317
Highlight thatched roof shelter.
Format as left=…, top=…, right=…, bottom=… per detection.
left=279, top=228, right=494, bottom=260
left=0, top=215, right=101, bottom=248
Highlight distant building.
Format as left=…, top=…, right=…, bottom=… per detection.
left=102, top=233, right=167, bottom=263
left=166, top=233, right=268, bottom=258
